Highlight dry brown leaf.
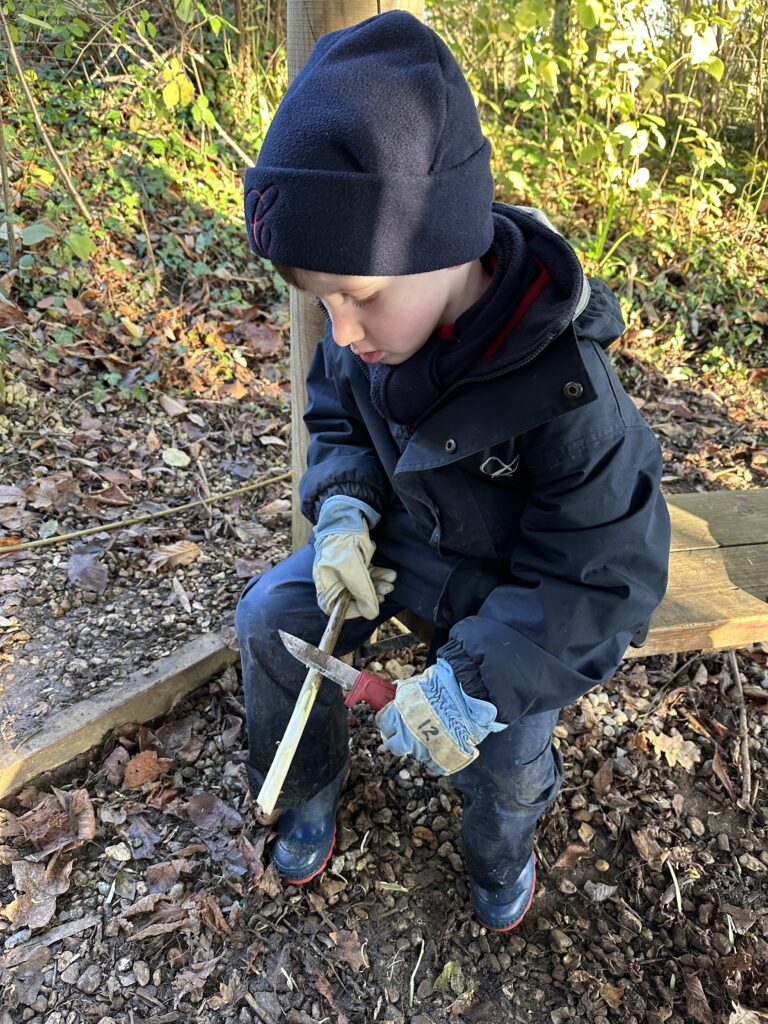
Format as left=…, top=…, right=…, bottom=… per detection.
left=194, top=892, right=231, bottom=935
left=713, top=744, right=736, bottom=802
left=1, top=854, right=73, bottom=930
left=63, top=296, right=86, bottom=316
left=146, top=858, right=193, bottom=894
left=631, top=828, right=667, bottom=871
left=147, top=539, right=201, bottom=572
left=645, top=728, right=701, bottom=770
left=313, top=972, right=349, bottom=1024
left=186, top=793, right=242, bottom=833
left=146, top=426, right=161, bottom=452
left=92, top=483, right=133, bottom=505
left=159, top=394, right=189, bottom=417
left=591, top=759, right=613, bottom=797
left=233, top=555, right=272, bottom=578
left=67, top=553, right=108, bottom=594
left=584, top=880, right=618, bottom=902
left=123, top=750, right=174, bottom=790
left=728, top=1003, right=768, bottom=1023
left=103, top=745, right=130, bottom=786
left=328, top=929, right=369, bottom=971
left=16, top=794, right=69, bottom=849
left=171, top=956, right=222, bottom=1005
left=685, top=972, right=714, bottom=1024
left=256, top=498, right=291, bottom=518
left=0, top=485, right=26, bottom=505
left=600, top=980, right=628, bottom=1010
left=552, top=843, right=592, bottom=870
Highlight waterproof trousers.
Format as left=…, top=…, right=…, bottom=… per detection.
left=235, top=507, right=563, bottom=890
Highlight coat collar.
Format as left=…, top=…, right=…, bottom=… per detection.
left=393, top=326, right=597, bottom=474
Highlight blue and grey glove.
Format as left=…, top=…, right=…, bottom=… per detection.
left=312, top=495, right=397, bottom=620
left=375, top=658, right=507, bottom=775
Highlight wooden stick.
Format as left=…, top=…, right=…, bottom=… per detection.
left=0, top=108, right=17, bottom=269
left=727, top=648, right=753, bottom=809
left=0, top=7, right=93, bottom=224
left=257, top=593, right=351, bottom=814
left=0, top=470, right=290, bottom=555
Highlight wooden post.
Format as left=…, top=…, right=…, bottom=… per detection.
left=287, top=0, right=424, bottom=548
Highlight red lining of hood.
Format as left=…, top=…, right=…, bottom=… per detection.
left=434, top=255, right=551, bottom=363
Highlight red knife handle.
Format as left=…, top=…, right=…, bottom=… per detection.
left=343, top=670, right=397, bottom=711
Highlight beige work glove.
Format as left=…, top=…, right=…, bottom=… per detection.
left=312, top=496, right=397, bottom=620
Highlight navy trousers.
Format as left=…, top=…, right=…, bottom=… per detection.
left=235, top=507, right=563, bottom=889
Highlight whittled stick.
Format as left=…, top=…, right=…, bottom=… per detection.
left=256, top=593, right=351, bottom=814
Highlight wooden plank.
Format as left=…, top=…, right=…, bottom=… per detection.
left=0, top=630, right=238, bottom=804
left=627, top=544, right=768, bottom=657
left=668, top=489, right=768, bottom=551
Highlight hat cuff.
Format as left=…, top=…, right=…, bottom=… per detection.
left=244, top=141, right=494, bottom=276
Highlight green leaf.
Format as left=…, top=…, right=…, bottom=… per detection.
left=577, top=0, right=602, bottom=29
left=175, top=0, right=197, bottom=23
left=17, top=13, right=54, bottom=29
left=162, top=80, right=180, bottom=110
left=65, top=233, right=96, bottom=260
left=538, top=59, right=559, bottom=91
left=705, top=56, right=724, bottom=81
left=178, top=75, right=195, bottom=106
left=22, top=221, right=57, bottom=245
left=627, top=167, right=650, bottom=190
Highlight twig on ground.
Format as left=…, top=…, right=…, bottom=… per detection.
left=0, top=108, right=17, bottom=269
left=409, top=938, right=425, bottom=1007
left=726, top=648, right=753, bottom=810
left=0, top=8, right=93, bottom=223
left=137, top=205, right=161, bottom=293
left=0, top=469, right=290, bottom=554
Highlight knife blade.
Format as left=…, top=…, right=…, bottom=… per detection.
left=279, top=630, right=397, bottom=711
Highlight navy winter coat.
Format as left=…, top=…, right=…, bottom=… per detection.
left=299, top=205, right=671, bottom=725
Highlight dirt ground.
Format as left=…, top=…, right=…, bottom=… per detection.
left=1, top=322, right=768, bottom=1023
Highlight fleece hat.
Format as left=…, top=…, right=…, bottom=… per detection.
left=244, top=10, right=494, bottom=276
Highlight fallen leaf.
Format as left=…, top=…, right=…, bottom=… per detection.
left=645, top=728, right=701, bottom=771
left=186, top=793, right=243, bottom=833
left=685, top=972, right=713, bottom=1024
left=312, top=972, right=349, bottom=1024
left=257, top=497, right=291, bottom=518
left=146, top=858, right=193, bottom=894
left=552, top=843, right=592, bottom=870
left=147, top=539, right=201, bottom=572
left=0, top=485, right=26, bottom=505
left=584, top=880, right=618, bottom=902
left=631, top=828, right=667, bottom=871
left=159, top=394, right=189, bottom=417
left=600, top=980, right=628, bottom=1010
left=67, top=553, right=108, bottom=594
left=193, top=892, right=231, bottom=935
left=146, top=426, right=161, bottom=452
left=328, top=928, right=368, bottom=971
left=728, top=1002, right=768, bottom=1023
left=162, top=447, right=192, bottom=468
left=713, top=744, right=736, bottom=802
left=172, top=956, right=222, bottom=1006
left=233, top=555, right=272, bottom=578
left=591, top=759, right=613, bottom=797
left=123, top=750, right=174, bottom=789
left=123, top=815, right=161, bottom=859
left=63, top=296, right=86, bottom=316
left=102, top=745, right=130, bottom=786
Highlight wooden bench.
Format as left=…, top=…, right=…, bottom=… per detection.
left=394, top=488, right=768, bottom=660
left=1, top=489, right=766, bottom=803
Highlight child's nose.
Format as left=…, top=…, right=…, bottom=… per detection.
left=331, top=312, right=366, bottom=348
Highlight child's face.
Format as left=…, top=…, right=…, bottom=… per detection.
left=297, top=267, right=465, bottom=366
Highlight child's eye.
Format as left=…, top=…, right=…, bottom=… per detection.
left=352, top=296, right=376, bottom=309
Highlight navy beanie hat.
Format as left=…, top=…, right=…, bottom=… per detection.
left=244, top=10, right=494, bottom=276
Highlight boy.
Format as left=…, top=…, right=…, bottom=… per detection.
left=236, top=10, right=670, bottom=931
